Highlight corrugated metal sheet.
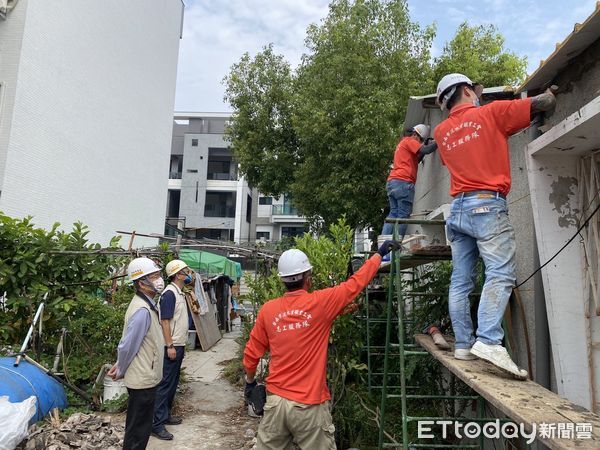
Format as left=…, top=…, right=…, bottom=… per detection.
left=517, top=2, right=600, bottom=93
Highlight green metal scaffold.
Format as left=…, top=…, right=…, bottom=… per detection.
left=366, top=218, right=491, bottom=449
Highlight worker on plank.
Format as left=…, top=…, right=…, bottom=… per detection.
left=434, top=73, right=555, bottom=379
left=380, top=124, right=437, bottom=263
left=242, top=240, right=400, bottom=449
left=151, top=259, right=192, bottom=440
left=108, top=257, right=165, bottom=449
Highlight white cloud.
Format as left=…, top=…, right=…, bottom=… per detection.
left=175, top=0, right=598, bottom=110
left=174, top=0, right=328, bottom=111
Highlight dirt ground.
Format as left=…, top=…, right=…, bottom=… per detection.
left=145, top=328, right=259, bottom=450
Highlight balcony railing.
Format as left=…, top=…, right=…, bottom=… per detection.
left=169, top=171, right=182, bottom=179
left=207, top=172, right=237, bottom=181
left=272, top=205, right=299, bottom=216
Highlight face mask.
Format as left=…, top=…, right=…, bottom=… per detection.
left=473, top=96, right=481, bottom=107
left=183, top=274, right=193, bottom=285
left=152, top=278, right=165, bottom=293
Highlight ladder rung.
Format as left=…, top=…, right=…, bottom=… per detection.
left=387, top=394, right=479, bottom=400
left=407, top=416, right=507, bottom=423
left=406, top=444, right=479, bottom=448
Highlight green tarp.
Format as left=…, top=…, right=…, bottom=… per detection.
left=179, top=249, right=242, bottom=280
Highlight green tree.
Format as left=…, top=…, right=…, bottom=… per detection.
left=224, top=45, right=298, bottom=197
left=433, top=22, right=527, bottom=87
left=224, top=0, right=435, bottom=230
left=292, top=0, right=435, bottom=229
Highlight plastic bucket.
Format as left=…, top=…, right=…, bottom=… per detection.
left=103, top=377, right=127, bottom=402
left=377, top=234, right=392, bottom=248
left=186, top=330, right=197, bottom=350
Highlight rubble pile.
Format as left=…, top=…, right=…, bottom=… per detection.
left=21, top=413, right=124, bottom=450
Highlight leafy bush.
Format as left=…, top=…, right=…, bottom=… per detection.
left=0, top=212, right=171, bottom=393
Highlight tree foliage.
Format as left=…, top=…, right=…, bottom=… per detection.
left=224, top=0, right=528, bottom=231
left=292, top=0, right=435, bottom=229
left=433, top=22, right=527, bottom=87
left=0, top=213, right=170, bottom=386
left=224, top=46, right=298, bottom=197
left=224, top=0, right=434, bottom=230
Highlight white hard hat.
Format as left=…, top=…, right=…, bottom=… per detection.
left=278, top=249, right=312, bottom=282
left=436, top=73, right=483, bottom=110
left=412, top=124, right=430, bottom=140
left=165, top=259, right=188, bottom=278
left=127, top=257, right=161, bottom=281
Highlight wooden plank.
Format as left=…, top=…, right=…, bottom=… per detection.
left=186, top=281, right=221, bottom=351
left=415, top=334, right=600, bottom=449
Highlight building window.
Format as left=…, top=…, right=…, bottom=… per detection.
left=191, top=139, right=198, bottom=147
left=256, top=231, right=270, bottom=240
left=207, top=148, right=236, bottom=180
left=204, top=192, right=236, bottom=218
left=281, top=226, right=306, bottom=238
left=259, top=196, right=273, bottom=205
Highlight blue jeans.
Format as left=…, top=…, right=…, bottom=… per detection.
left=382, top=179, right=415, bottom=236
left=445, top=196, right=516, bottom=349
left=153, top=346, right=185, bottom=432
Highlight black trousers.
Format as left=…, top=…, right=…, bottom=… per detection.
left=123, top=386, right=157, bottom=450
left=153, top=346, right=185, bottom=432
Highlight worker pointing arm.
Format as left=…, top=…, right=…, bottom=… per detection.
left=242, top=240, right=399, bottom=450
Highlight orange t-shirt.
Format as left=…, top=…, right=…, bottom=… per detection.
left=387, top=136, right=422, bottom=183
left=242, top=254, right=381, bottom=405
left=433, top=99, right=532, bottom=196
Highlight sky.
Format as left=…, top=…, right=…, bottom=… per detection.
left=174, top=0, right=598, bottom=112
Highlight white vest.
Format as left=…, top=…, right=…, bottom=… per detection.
left=122, top=295, right=164, bottom=389
left=162, top=283, right=189, bottom=347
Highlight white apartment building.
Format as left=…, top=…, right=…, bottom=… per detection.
left=167, top=112, right=308, bottom=243
left=0, top=0, right=183, bottom=245
left=255, top=195, right=308, bottom=242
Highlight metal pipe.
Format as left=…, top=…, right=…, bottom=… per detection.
left=14, top=294, right=47, bottom=366
left=22, top=354, right=92, bottom=403
left=52, top=329, right=67, bottom=373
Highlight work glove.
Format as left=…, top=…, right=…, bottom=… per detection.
left=244, top=378, right=257, bottom=399
left=377, top=240, right=401, bottom=258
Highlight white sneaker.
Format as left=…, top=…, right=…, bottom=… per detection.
left=471, top=341, right=528, bottom=380
left=454, top=348, right=477, bottom=360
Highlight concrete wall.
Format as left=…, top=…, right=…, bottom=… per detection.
left=0, top=0, right=27, bottom=190
left=0, top=0, right=183, bottom=245
left=548, top=38, right=600, bottom=127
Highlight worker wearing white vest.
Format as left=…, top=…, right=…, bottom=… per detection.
left=151, top=259, right=192, bottom=440
left=108, top=257, right=165, bottom=450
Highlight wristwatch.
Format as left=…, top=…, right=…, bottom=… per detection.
left=167, top=344, right=175, bottom=349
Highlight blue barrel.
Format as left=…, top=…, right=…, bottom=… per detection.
left=0, top=357, right=68, bottom=423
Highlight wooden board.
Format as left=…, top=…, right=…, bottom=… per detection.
left=415, top=334, right=600, bottom=449
left=187, top=282, right=221, bottom=351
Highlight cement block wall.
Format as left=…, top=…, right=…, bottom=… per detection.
left=0, top=0, right=183, bottom=245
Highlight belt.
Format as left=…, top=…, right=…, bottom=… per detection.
left=454, top=190, right=506, bottom=200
